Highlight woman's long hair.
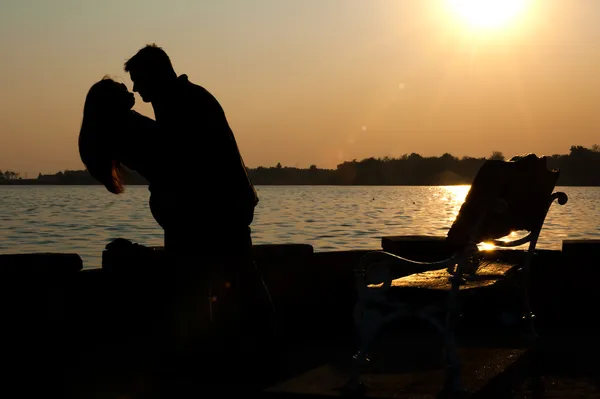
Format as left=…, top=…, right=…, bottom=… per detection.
left=78, top=77, right=127, bottom=194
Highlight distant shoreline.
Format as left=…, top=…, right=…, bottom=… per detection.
left=3, top=145, right=600, bottom=186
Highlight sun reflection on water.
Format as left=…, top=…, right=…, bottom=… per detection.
left=441, top=186, right=525, bottom=251
left=442, top=185, right=471, bottom=201
left=441, top=185, right=471, bottom=222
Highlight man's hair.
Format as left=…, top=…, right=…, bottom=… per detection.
left=124, top=43, right=176, bottom=77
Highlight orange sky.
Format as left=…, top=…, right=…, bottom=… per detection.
left=1, top=0, right=599, bottom=177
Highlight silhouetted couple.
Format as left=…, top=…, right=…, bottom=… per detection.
left=79, top=45, right=275, bottom=358
left=79, top=44, right=258, bottom=258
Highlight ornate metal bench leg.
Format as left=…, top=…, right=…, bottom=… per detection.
left=519, top=238, right=540, bottom=343
left=522, top=303, right=538, bottom=343
left=441, top=324, right=464, bottom=393
left=343, top=304, right=384, bottom=395
left=343, top=351, right=369, bottom=395
left=442, top=279, right=465, bottom=393
left=419, top=313, right=464, bottom=394
left=520, top=278, right=538, bottom=342
left=443, top=345, right=463, bottom=394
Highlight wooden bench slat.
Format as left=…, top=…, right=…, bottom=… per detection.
left=390, top=260, right=517, bottom=291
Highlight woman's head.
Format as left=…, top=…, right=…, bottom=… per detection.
left=83, top=77, right=135, bottom=117
left=78, top=77, right=135, bottom=194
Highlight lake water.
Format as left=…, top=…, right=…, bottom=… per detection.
left=1, top=185, right=598, bottom=269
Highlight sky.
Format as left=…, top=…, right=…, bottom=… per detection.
left=1, top=0, right=600, bottom=177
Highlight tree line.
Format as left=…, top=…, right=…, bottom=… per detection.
left=2, top=145, right=599, bottom=186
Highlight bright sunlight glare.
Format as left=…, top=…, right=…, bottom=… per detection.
left=447, top=0, right=529, bottom=30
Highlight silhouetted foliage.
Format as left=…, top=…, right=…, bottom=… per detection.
left=2, top=145, right=600, bottom=186
left=0, top=170, right=20, bottom=180
left=489, top=151, right=505, bottom=161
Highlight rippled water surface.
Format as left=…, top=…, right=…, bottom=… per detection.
left=1, top=185, right=597, bottom=269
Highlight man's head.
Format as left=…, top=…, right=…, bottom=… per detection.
left=124, top=43, right=177, bottom=103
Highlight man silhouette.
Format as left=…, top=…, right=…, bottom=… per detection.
left=124, top=44, right=259, bottom=257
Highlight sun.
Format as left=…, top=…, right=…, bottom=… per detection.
left=447, top=0, right=529, bottom=31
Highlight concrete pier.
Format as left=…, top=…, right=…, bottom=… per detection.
left=0, top=238, right=599, bottom=397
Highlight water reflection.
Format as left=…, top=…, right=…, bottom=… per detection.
left=440, top=185, right=470, bottom=223
left=0, top=185, right=597, bottom=268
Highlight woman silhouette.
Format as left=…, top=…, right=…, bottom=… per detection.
left=78, top=77, right=174, bottom=235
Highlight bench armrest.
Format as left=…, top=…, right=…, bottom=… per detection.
left=355, top=250, right=464, bottom=291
